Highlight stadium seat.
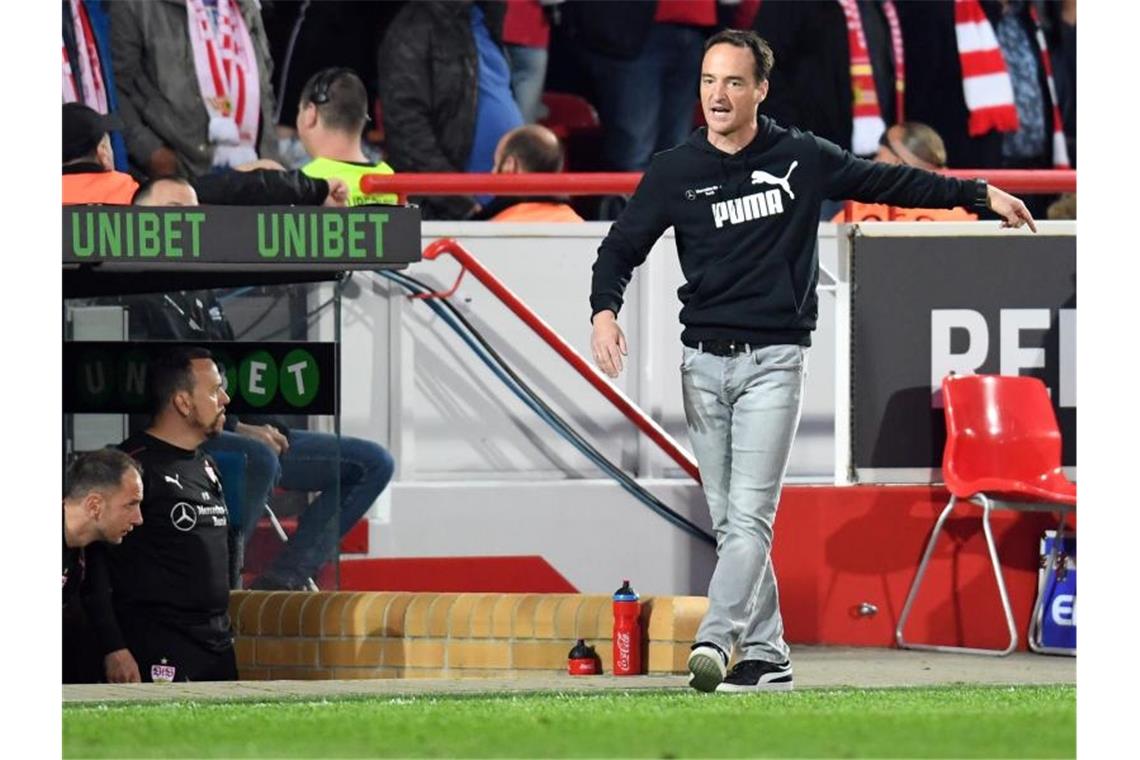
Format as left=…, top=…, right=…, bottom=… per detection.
left=538, top=92, right=600, bottom=141
left=895, top=374, right=1077, bottom=656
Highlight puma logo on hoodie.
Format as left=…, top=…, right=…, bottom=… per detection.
left=712, top=160, right=799, bottom=228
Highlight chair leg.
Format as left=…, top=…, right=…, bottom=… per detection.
left=263, top=503, right=319, bottom=592
left=979, top=495, right=1019, bottom=655
left=896, top=495, right=957, bottom=649
left=897, top=494, right=1018, bottom=655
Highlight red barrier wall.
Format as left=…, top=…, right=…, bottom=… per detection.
left=773, top=485, right=1074, bottom=651
left=331, top=485, right=1074, bottom=651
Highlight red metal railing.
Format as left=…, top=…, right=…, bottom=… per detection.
left=360, top=170, right=1075, bottom=204
left=420, top=237, right=702, bottom=482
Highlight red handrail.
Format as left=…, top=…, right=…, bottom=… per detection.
left=421, top=237, right=702, bottom=483
left=361, top=170, right=1075, bottom=203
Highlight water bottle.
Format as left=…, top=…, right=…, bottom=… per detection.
left=612, top=579, right=641, bottom=675
left=567, top=639, right=599, bottom=675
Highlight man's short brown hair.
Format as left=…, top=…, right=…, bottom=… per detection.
left=703, top=29, right=775, bottom=84
left=65, top=448, right=142, bottom=501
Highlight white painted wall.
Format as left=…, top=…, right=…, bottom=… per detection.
left=331, top=222, right=842, bottom=483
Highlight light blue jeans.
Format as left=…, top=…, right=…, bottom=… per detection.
left=681, top=343, right=807, bottom=663
left=506, top=44, right=549, bottom=124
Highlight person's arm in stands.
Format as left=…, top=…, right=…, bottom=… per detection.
left=107, top=2, right=177, bottom=176
left=376, top=22, right=477, bottom=220
left=81, top=543, right=140, bottom=683
left=190, top=170, right=347, bottom=206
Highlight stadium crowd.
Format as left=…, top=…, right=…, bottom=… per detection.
left=62, top=0, right=1075, bottom=685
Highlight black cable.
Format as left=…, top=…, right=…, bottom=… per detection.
left=272, top=0, right=312, bottom=125
left=381, top=270, right=715, bottom=546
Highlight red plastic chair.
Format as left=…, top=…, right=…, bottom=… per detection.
left=895, top=374, right=1077, bottom=655
left=539, top=92, right=600, bottom=140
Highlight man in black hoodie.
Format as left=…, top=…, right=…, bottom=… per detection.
left=589, top=29, right=1034, bottom=694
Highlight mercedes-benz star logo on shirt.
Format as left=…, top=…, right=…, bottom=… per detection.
left=170, top=502, right=198, bottom=532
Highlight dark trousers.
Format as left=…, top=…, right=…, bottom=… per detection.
left=119, top=611, right=238, bottom=682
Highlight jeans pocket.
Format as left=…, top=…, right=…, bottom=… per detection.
left=680, top=346, right=699, bottom=372
left=754, top=344, right=804, bottom=370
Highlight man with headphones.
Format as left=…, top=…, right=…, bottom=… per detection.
left=296, top=67, right=399, bottom=207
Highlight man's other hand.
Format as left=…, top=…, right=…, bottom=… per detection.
left=324, top=177, right=349, bottom=207
left=591, top=310, right=628, bottom=378
left=988, top=185, right=1037, bottom=232
left=104, top=648, right=141, bottom=683
left=235, top=421, right=289, bottom=456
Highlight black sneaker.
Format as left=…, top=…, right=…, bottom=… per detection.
left=715, top=658, right=794, bottom=692
left=687, top=642, right=729, bottom=693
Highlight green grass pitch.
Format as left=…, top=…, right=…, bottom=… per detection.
left=63, top=684, right=1075, bottom=758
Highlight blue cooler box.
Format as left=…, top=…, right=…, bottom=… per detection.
left=1029, top=530, right=1076, bottom=655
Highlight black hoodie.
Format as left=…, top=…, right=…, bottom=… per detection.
left=590, top=117, right=984, bottom=347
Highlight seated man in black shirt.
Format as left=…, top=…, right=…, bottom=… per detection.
left=63, top=449, right=144, bottom=683
left=85, top=346, right=238, bottom=683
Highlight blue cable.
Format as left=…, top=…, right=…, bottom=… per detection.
left=380, top=270, right=715, bottom=546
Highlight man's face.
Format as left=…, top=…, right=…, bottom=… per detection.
left=92, top=469, right=144, bottom=544
left=700, top=43, right=768, bottom=139
left=181, top=358, right=229, bottom=439
left=143, top=180, right=199, bottom=206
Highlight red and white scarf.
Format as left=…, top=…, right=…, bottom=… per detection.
left=186, top=0, right=261, bottom=167
left=1028, top=5, right=1070, bottom=168
left=954, top=0, right=1069, bottom=167
left=62, top=0, right=108, bottom=113
left=837, top=0, right=904, bottom=156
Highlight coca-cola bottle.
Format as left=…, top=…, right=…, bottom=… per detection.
left=612, top=579, right=641, bottom=675
left=567, top=639, right=599, bottom=675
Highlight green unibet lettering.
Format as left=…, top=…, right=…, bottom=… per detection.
left=258, top=213, right=279, bottom=258
left=322, top=214, right=344, bottom=258
left=138, top=213, right=160, bottom=258
left=347, top=213, right=367, bottom=258
left=163, top=212, right=183, bottom=257
left=184, top=212, right=204, bottom=257
left=71, top=213, right=94, bottom=258
left=239, top=351, right=278, bottom=408
left=98, top=213, right=121, bottom=257
left=368, top=212, right=387, bottom=259
left=280, top=349, right=319, bottom=407
left=119, top=354, right=148, bottom=407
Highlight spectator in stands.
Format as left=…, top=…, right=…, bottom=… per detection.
left=752, top=1, right=903, bottom=159
left=833, top=122, right=977, bottom=221
left=110, top=0, right=281, bottom=178
left=63, top=449, right=144, bottom=683
left=476, top=124, right=583, bottom=221
left=1047, top=192, right=1075, bottom=220
left=376, top=1, right=524, bottom=219
left=295, top=67, right=399, bottom=206
left=896, top=1, right=1069, bottom=181
left=62, top=102, right=347, bottom=207
left=128, top=179, right=395, bottom=593
left=502, top=0, right=563, bottom=123
left=563, top=0, right=715, bottom=172
left=63, top=0, right=129, bottom=171
left=84, top=347, right=237, bottom=682
left=62, top=103, right=138, bottom=205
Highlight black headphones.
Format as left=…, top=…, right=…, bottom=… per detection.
left=309, top=67, right=352, bottom=106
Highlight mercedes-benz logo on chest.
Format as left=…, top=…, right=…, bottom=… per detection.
left=170, top=502, right=198, bottom=532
